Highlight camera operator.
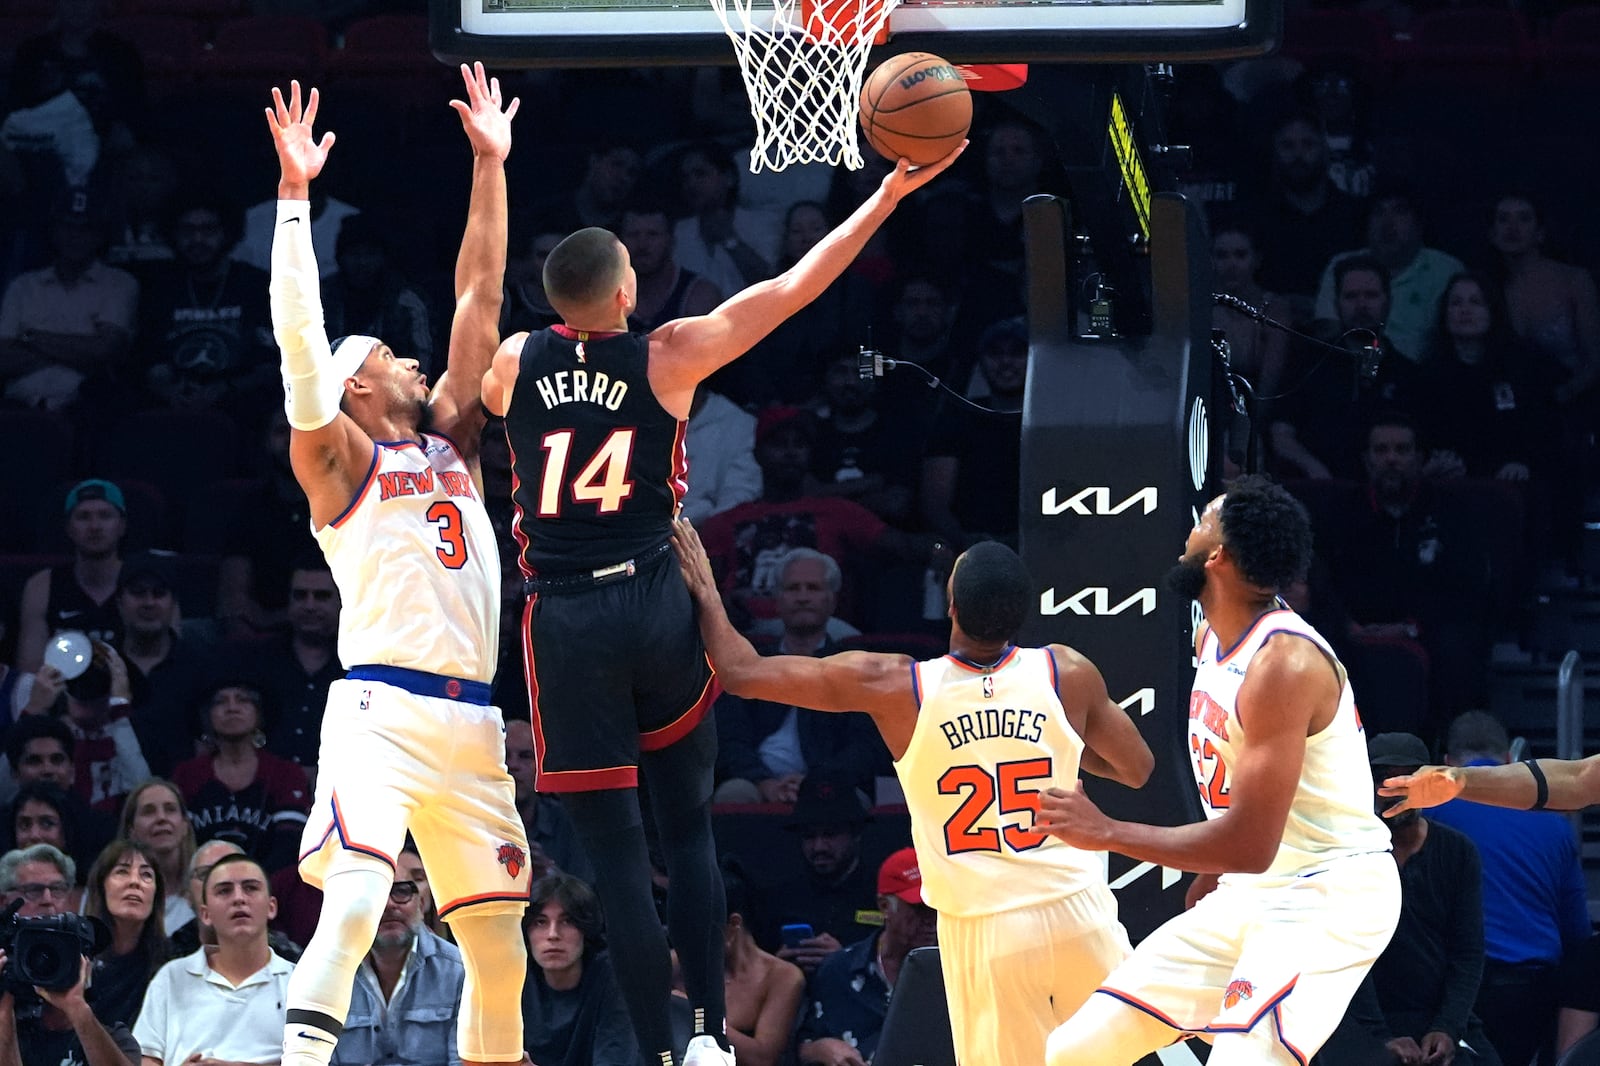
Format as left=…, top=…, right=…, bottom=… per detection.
left=0, top=844, right=139, bottom=1066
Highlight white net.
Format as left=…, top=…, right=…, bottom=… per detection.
left=709, top=0, right=899, bottom=172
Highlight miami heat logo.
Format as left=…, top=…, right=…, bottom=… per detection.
left=1223, top=980, right=1254, bottom=1010
left=497, top=842, right=527, bottom=879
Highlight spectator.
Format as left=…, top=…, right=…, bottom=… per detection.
left=1247, top=110, right=1365, bottom=312
left=1269, top=258, right=1422, bottom=481
left=754, top=775, right=881, bottom=974
left=673, top=142, right=778, bottom=295
left=114, top=550, right=213, bottom=778
left=332, top=846, right=465, bottom=1066
left=101, top=146, right=178, bottom=271
left=521, top=873, right=640, bottom=1066
left=15, top=478, right=128, bottom=673
left=527, top=136, right=640, bottom=235
left=921, top=315, right=1028, bottom=548
left=233, top=187, right=359, bottom=280
left=500, top=221, right=566, bottom=337
left=6, top=782, right=86, bottom=905
left=1301, top=66, right=1376, bottom=200
left=503, top=718, right=594, bottom=885
left=166, top=838, right=241, bottom=956
left=118, top=778, right=196, bottom=933
left=806, top=350, right=917, bottom=526
left=1358, top=733, right=1501, bottom=1066
left=714, top=549, right=884, bottom=803
left=83, top=839, right=171, bottom=1029
left=134, top=191, right=277, bottom=426
left=1428, top=711, right=1591, bottom=1066
left=321, top=214, right=437, bottom=376
left=1313, top=186, right=1465, bottom=361
left=925, top=116, right=1050, bottom=290
left=62, top=641, right=150, bottom=816
left=1556, top=935, right=1600, bottom=1058
left=0, top=843, right=141, bottom=1066
left=7, top=0, right=143, bottom=155
left=0, top=716, right=115, bottom=871
left=133, top=854, right=294, bottom=1066
left=681, top=385, right=762, bottom=526
left=619, top=200, right=722, bottom=331
left=0, top=189, right=137, bottom=412
left=170, top=681, right=311, bottom=871
left=1210, top=219, right=1288, bottom=398
left=238, top=556, right=345, bottom=775
left=797, top=847, right=937, bottom=1066
left=719, top=858, right=804, bottom=1066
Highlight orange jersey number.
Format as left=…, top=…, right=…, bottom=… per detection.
left=938, top=757, right=1052, bottom=855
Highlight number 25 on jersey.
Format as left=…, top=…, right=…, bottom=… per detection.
left=938, top=758, right=1052, bottom=855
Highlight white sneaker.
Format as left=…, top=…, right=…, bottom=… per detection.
left=682, top=1035, right=735, bottom=1066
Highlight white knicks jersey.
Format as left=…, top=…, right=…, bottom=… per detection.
left=313, top=434, right=500, bottom=682
left=897, top=646, right=1105, bottom=918
left=1189, top=605, right=1391, bottom=883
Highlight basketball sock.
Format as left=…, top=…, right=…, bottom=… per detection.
left=650, top=791, right=727, bottom=1044
left=448, top=910, right=529, bottom=1062
left=282, top=864, right=391, bottom=1066
left=562, top=789, right=679, bottom=1062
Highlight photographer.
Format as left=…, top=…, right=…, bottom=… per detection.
left=0, top=844, right=139, bottom=1066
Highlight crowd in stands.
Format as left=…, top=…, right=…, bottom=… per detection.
left=1, top=0, right=1599, bottom=1062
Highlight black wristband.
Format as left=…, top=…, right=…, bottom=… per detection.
left=1522, top=758, right=1549, bottom=810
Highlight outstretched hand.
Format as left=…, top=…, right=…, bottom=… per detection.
left=878, top=140, right=968, bottom=203
left=449, top=61, right=519, bottom=162
left=670, top=518, right=720, bottom=608
left=265, top=81, right=335, bottom=188
left=1376, top=765, right=1463, bottom=817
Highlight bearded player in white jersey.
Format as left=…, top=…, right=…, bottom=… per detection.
left=1035, top=475, right=1401, bottom=1066
left=671, top=519, right=1153, bottom=1066
left=265, top=70, right=531, bottom=1066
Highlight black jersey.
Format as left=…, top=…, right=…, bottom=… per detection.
left=505, top=326, right=687, bottom=575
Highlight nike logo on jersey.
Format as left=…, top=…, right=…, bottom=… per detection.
left=297, top=1032, right=335, bottom=1045
left=280, top=217, right=302, bottom=227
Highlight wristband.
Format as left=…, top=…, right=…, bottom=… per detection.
left=1522, top=758, right=1549, bottom=810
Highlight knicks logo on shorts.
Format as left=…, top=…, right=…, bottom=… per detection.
left=497, top=842, right=527, bottom=879
left=1223, top=979, right=1255, bottom=1010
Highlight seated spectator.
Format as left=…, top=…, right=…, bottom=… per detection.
left=62, top=641, right=150, bottom=815
left=171, top=681, right=311, bottom=871
left=15, top=478, right=129, bottom=673
left=1556, top=935, right=1600, bottom=1058
left=8, top=0, right=143, bottom=153
left=322, top=214, right=437, bottom=376
left=1312, top=185, right=1465, bottom=362
left=134, top=191, right=277, bottom=427
left=7, top=782, right=86, bottom=906
left=0, top=842, right=142, bottom=1066
left=332, top=844, right=464, bottom=1066
left=118, top=778, right=197, bottom=933
left=0, top=716, right=115, bottom=870
left=215, top=412, right=318, bottom=640
left=720, top=858, right=804, bottom=1066
left=102, top=147, right=178, bottom=271
left=235, top=556, right=345, bottom=777
left=1210, top=218, right=1288, bottom=399
left=526, top=136, right=640, bottom=236
left=0, top=189, right=137, bottom=413
left=521, top=873, right=640, bottom=1066
left=673, top=142, right=778, bottom=296
left=1428, top=711, right=1591, bottom=1066
left=84, top=839, right=171, bottom=1029
left=921, top=315, right=1028, bottom=549
left=500, top=219, right=566, bottom=336
left=754, top=776, right=882, bottom=975
left=681, top=385, right=762, bottom=526
left=234, top=187, right=359, bottom=280
left=134, top=854, right=295, bottom=1066
left=166, top=838, right=239, bottom=956
left=114, top=550, right=214, bottom=777
left=807, top=350, right=917, bottom=526
left=714, top=550, right=885, bottom=803
left=620, top=199, right=722, bottom=332
left=797, top=847, right=937, bottom=1066
left=504, top=719, right=594, bottom=884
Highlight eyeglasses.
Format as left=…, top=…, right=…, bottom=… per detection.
left=191, top=864, right=214, bottom=883
left=388, top=881, right=419, bottom=903
left=15, top=881, right=71, bottom=902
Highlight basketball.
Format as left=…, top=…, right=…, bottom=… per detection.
left=859, top=52, right=972, bottom=166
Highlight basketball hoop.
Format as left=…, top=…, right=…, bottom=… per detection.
left=708, top=0, right=899, bottom=172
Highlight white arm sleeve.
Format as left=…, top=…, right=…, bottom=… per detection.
left=271, top=199, right=340, bottom=430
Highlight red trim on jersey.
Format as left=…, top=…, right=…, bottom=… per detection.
left=297, top=791, right=398, bottom=869
left=506, top=433, right=537, bottom=580
left=1096, top=987, right=1189, bottom=1029
left=552, top=324, right=626, bottom=342
left=639, top=659, right=720, bottom=752
left=437, top=890, right=532, bottom=919
left=523, top=594, right=641, bottom=792
left=667, top=418, right=689, bottom=511
left=328, top=444, right=382, bottom=529
left=1215, top=608, right=1293, bottom=664
left=943, top=645, right=1019, bottom=673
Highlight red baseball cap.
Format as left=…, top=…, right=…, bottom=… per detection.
left=877, top=847, right=923, bottom=905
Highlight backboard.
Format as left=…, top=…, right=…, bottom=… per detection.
left=430, top=0, right=1281, bottom=68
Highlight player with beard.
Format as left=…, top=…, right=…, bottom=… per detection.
left=1034, top=475, right=1401, bottom=1066
left=265, top=69, right=531, bottom=1066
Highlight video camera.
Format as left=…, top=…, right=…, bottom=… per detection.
left=0, top=900, right=108, bottom=1014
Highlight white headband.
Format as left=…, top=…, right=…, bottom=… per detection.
left=330, top=335, right=381, bottom=385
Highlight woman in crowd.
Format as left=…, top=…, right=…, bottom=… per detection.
left=84, top=839, right=170, bottom=1027
left=118, top=778, right=196, bottom=933
left=1210, top=219, right=1288, bottom=402
left=720, top=859, right=804, bottom=1066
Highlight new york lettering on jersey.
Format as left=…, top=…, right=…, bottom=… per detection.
left=504, top=327, right=687, bottom=574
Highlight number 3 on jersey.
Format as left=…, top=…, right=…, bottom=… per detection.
left=938, top=758, right=1051, bottom=855
left=426, top=501, right=468, bottom=569
left=537, top=429, right=636, bottom=516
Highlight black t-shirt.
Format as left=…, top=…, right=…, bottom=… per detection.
left=16, top=1014, right=141, bottom=1066
left=521, top=954, right=639, bottom=1066
left=89, top=947, right=158, bottom=1029
left=134, top=260, right=275, bottom=395
left=46, top=565, right=122, bottom=649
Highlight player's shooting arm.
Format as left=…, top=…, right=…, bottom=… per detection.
left=433, top=62, right=516, bottom=448
left=647, top=146, right=966, bottom=401
left=1051, top=645, right=1153, bottom=789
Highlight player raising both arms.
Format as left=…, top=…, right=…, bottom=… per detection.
left=265, top=69, right=530, bottom=1066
